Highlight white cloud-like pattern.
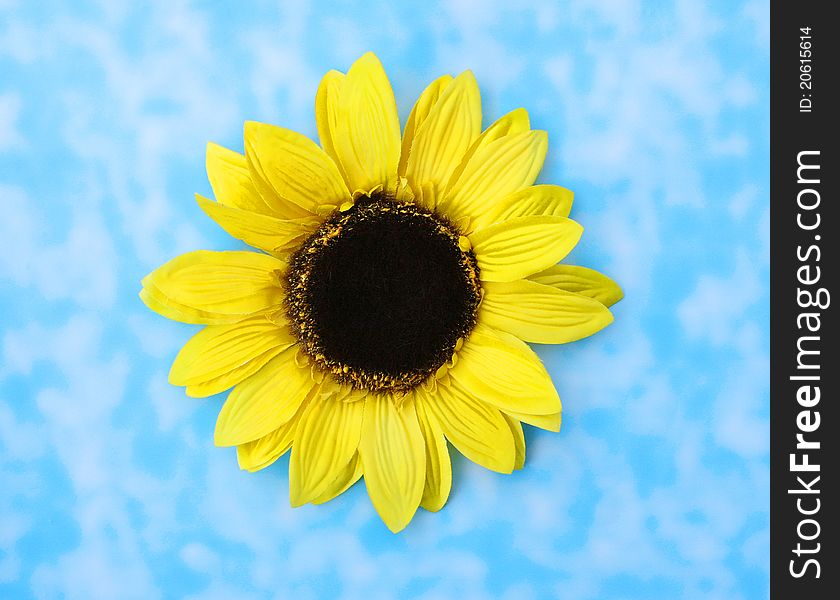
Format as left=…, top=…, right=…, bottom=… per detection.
left=1, top=0, right=768, bottom=598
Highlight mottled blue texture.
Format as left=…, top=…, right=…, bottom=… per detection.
left=1, top=1, right=769, bottom=598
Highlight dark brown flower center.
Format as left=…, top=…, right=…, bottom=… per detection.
left=285, top=192, right=481, bottom=392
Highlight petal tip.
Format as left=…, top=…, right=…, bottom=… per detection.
left=289, top=494, right=307, bottom=508
left=381, top=512, right=413, bottom=534
left=167, top=365, right=182, bottom=386
left=458, top=69, right=478, bottom=82
left=506, top=107, right=531, bottom=130
left=358, top=50, right=382, bottom=62
left=138, top=286, right=158, bottom=312
left=243, top=120, right=263, bottom=137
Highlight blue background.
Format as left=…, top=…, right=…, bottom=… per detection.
left=1, top=1, right=769, bottom=598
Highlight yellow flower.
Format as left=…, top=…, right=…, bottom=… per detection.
left=141, top=52, right=622, bottom=532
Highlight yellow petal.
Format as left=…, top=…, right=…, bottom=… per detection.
left=505, top=409, right=562, bottom=432
left=214, top=347, right=314, bottom=446
left=315, top=69, right=347, bottom=179
left=504, top=414, right=526, bottom=470
left=141, top=250, right=286, bottom=321
left=196, top=194, right=318, bottom=256
left=442, top=108, right=531, bottom=197
left=470, top=184, right=574, bottom=231
left=470, top=215, right=582, bottom=282
left=139, top=285, right=240, bottom=325
left=169, top=314, right=296, bottom=395
left=236, top=396, right=311, bottom=472
left=205, top=142, right=273, bottom=215
left=236, top=445, right=285, bottom=473
left=405, top=71, right=481, bottom=201
left=439, top=130, right=547, bottom=224
left=394, top=178, right=416, bottom=203
left=398, top=74, right=453, bottom=177
left=406, top=181, right=440, bottom=211
left=333, top=52, right=401, bottom=195
left=289, top=391, right=365, bottom=506
left=183, top=347, right=281, bottom=398
left=244, top=121, right=350, bottom=216
left=528, top=265, right=624, bottom=307
left=428, top=381, right=515, bottom=474
left=449, top=323, right=561, bottom=415
left=471, top=107, right=531, bottom=147
left=480, top=279, right=614, bottom=344
left=311, top=453, right=364, bottom=505
left=413, top=389, right=452, bottom=512
left=359, top=394, right=425, bottom=533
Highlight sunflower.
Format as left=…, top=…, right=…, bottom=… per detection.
left=141, top=52, right=622, bottom=532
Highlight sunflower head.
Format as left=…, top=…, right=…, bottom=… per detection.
left=141, top=52, right=622, bottom=532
